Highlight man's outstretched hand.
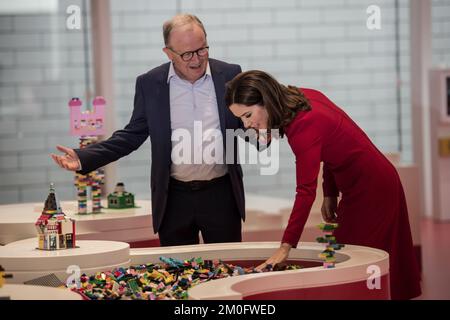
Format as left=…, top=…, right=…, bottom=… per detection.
left=51, top=145, right=81, bottom=172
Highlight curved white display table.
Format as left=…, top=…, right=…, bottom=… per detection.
left=130, top=242, right=390, bottom=300
left=0, top=200, right=153, bottom=245
left=0, top=241, right=389, bottom=300
left=0, top=284, right=82, bottom=300
left=0, top=194, right=322, bottom=247
left=0, top=195, right=322, bottom=246
left=0, top=239, right=130, bottom=284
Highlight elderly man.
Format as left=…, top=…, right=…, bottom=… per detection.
left=51, top=14, right=245, bottom=246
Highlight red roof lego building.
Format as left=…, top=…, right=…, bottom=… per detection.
left=35, top=183, right=76, bottom=250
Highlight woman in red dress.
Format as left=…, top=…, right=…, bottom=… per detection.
left=225, top=70, right=421, bottom=300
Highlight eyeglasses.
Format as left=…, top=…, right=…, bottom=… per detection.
left=167, top=46, right=209, bottom=62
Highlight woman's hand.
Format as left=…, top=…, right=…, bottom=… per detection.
left=256, top=243, right=292, bottom=271
left=321, top=196, right=338, bottom=222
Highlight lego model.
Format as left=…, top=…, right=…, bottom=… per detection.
left=0, top=265, right=13, bottom=289
left=69, top=96, right=105, bottom=136
left=69, top=97, right=105, bottom=214
left=107, top=182, right=135, bottom=209
left=35, top=183, right=76, bottom=250
left=316, top=222, right=345, bottom=268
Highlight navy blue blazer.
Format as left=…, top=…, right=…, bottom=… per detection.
left=75, top=58, right=245, bottom=233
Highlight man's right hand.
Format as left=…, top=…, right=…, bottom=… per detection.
left=51, top=145, right=81, bottom=172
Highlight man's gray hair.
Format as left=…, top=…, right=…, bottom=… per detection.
left=163, top=14, right=207, bottom=46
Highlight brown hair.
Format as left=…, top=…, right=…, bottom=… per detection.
left=225, top=70, right=311, bottom=137
left=163, top=14, right=207, bottom=46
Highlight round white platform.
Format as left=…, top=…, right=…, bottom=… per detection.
left=0, top=284, right=82, bottom=300
left=0, top=239, right=130, bottom=284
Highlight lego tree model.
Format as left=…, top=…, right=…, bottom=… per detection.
left=316, top=223, right=345, bottom=268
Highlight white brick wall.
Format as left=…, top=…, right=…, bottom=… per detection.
left=1, top=0, right=449, bottom=204
left=432, top=0, right=450, bottom=66
left=110, top=0, right=414, bottom=201
left=0, top=0, right=92, bottom=203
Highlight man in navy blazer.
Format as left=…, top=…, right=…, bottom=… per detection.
left=51, top=14, right=245, bottom=246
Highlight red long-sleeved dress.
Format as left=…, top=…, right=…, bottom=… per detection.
left=281, top=88, right=421, bottom=300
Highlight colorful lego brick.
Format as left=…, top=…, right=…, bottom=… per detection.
left=318, top=222, right=339, bottom=231
left=0, top=265, right=13, bottom=288
left=316, top=222, right=344, bottom=269
left=74, top=136, right=105, bottom=214
left=69, top=257, right=302, bottom=300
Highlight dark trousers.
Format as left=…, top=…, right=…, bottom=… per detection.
left=158, top=174, right=242, bottom=246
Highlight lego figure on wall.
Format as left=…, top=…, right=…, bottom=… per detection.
left=35, top=183, right=76, bottom=250
left=107, top=182, right=135, bottom=209
left=69, top=97, right=105, bottom=214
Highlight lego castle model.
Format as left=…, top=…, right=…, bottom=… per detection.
left=35, top=183, right=76, bottom=250
left=69, top=97, right=105, bottom=214
left=69, top=96, right=105, bottom=136
left=107, top=182, right=135, bottom=209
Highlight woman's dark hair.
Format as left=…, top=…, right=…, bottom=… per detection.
left=225, top=70, right=311, bottom=137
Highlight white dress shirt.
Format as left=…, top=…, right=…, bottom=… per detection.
left=168, top=62, right=228, bottom=182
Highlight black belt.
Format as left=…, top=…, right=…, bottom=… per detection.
left=170, top=174, right=229, bottom=191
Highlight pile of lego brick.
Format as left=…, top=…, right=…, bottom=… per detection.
left=69, top=257, right=301, bottom=300
left=75, top=172, right=88, bottom=214
left=316, top=223, right=345, bottom=268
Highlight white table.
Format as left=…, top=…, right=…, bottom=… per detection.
left=0, top=195, right=324, bottom=246
left=0, top=241, right=389, bottom=300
